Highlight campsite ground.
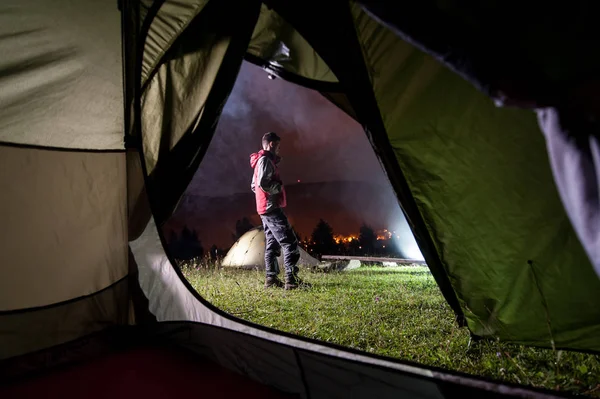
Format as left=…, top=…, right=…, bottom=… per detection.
left=181, top=264, right=600, bottom=397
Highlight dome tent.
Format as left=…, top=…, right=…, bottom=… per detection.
left=1, top=0, right=600, bottom=398
left=221, top=226, right=320, bottom=270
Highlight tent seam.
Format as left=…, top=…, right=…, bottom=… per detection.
left=0, top=275, right=129, bottom=315
left=140, top=2, right=208, bottom=91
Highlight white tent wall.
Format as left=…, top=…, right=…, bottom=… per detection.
left=0, top=271, right=130, bottom=360
left=0, top=147, right=128, bottom=311
left=0, top=0, right=123, bottom=150
left=0, top=0, right=129, bottom=360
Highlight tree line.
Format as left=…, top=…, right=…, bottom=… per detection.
left=301, top=219, right=399, bottom=258
left=168, top=216, right=401, bottom=262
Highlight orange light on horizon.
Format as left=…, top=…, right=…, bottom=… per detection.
left=307, top=231, right=396, bottom=246
left=333, top=234, right=358, bottom=244
left=375, top=229, right=392, bottom=241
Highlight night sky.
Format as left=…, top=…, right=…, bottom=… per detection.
left=189, top=62, right=388, bottom=196
left=179, top=61, right=423, bottom=259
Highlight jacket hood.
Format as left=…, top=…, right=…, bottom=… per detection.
left=250, top=149, right=281, bottom=168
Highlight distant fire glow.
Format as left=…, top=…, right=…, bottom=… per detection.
left=334, top=235, right=357, bottom=244
left=302, top=226, right=424, bottom=262
left=376, top=229, right=392, bottom=241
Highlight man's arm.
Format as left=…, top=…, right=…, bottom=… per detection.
left=257, top=157, right=282, bottom=195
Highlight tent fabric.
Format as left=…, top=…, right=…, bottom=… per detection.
left=221, top=227, right=320, bottom=270
left=138, top=1, right=262, bottom=225
left=141, top=19, right=230, bottom=175
left=0, top=0, right=124, bottom=150
left=2, top=330, right=562, bottom=399
left=0, top=0, right=128, bottom=362
left=354, top=1, right=600, bottom=281
left=0, top=145, right=128, bottom=311
left=346, top=3, right=600, bottom=350
left=354, top=2, right=600, bottom=109
left=0, top=324, right=569, bottom=399
left=319, top=92, right=358, bottom=121
left=170, top=322, right=443, bottom=398
left=247, top=4, right=337, bottom=84
left=0, top=276, right=130, bottom=360
left=127, top=150, right=154, bottom=241
left=141, top=0, right=211, bottom=87
left=141, top=1, right=336, bottom=89
left=169, top=322, right=448, bottom=398
left=537, top=108, right=600, bottom=279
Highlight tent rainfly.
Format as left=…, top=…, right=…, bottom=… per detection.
left=1, top=0, right=600, bottom=398
left=221, top=227, right=320, bottom=270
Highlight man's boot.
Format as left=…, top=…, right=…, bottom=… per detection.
left=284, top=274, right=312, bottom=290
left=264, top=276, right=284, bottom=289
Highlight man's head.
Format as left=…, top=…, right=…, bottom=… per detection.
left=262, top=131, right=281, bottom=155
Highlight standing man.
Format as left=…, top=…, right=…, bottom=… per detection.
left=250, top=132, right=309, bottom=290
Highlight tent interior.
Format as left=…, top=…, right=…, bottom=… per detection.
left=1, top=0, right=600, bottom=398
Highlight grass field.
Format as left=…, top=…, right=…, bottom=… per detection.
left=181, top=263, right=600, bottom=397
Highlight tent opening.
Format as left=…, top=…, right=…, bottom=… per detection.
left=162, top=60, right=423, bottom=265
left=162, top=56, right=457, bottom=360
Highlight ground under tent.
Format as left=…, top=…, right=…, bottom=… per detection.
left=1, top=0, right=599, bottom=398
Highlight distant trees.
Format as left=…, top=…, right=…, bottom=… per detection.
left=223, top=216, right=403, bottom=259
left=346, top=238, right=361, bottom=255
left=359, top=224, right=376, bottom=255
left=309, top=219, right=338, bottom=257
left=232, top=216, right=254, bottom=241
left=294, top=227, right=311, bottom=252
left=299, top=219, right=406, bottom=258
left=209, top=244, right=220, bottom=261
left=168, top=225, right=204, bottom=261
